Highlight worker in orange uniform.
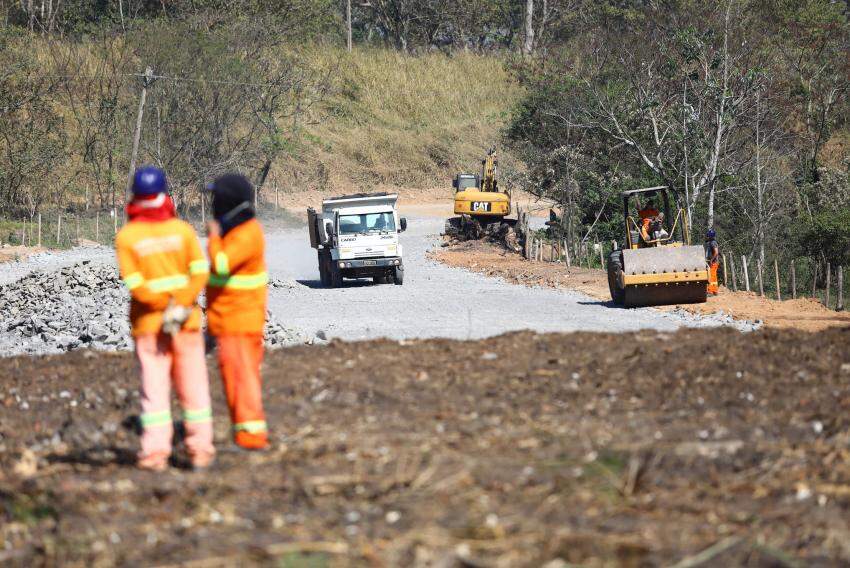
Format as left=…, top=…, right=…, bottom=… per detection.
left=637, top=201, right=660, bottom=244
left=705, top=228, right=720, bottom=295
left=116, top=166, right=214, bottom=471
left=204, top=174, right=270, bottom=450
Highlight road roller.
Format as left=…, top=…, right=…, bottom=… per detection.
left=607, top=186, right=708, bottom=308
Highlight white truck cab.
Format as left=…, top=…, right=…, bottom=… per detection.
left=308, top=192, right=407, bottom=287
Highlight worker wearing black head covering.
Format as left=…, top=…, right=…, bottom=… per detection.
left=208, top=173, right=256, bottom=236
left=204, top=173, right=270, bottom=450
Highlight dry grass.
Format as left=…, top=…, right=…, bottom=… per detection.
left=9, top=35, right=522, bottom=208
left=260, top=46, right=523, bottom=194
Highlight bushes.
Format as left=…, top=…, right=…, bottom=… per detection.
left=798, top=208, right=850, bottom=267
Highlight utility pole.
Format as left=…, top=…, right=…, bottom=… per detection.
left=523, top=0, right=535, bottom=55
left=346, top=0, right=352, bottom=52
left=126, top=67, right=154, bottom=203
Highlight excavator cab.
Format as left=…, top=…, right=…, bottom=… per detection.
left=446, top=148, right=513, bottom=238
left=607, top=186, right=708, bottom=307
left=452, top=173, right=480, bottom=192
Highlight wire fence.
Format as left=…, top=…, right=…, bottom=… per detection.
left=0, top=190, right=297, bottom=251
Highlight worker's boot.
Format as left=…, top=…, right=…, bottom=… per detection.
left=190, top=450, right=216, bottom=471
left=137, top=452, right=169, bottom=472
left=235, top=431, right=269, bottom=451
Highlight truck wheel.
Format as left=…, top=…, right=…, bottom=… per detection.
left=329, top=264, right=343, bottom=288
left=393, top=266, right=404, bottom=286
left=607, top=251, right=625, bottom=305
left=373, top=274, right=389, bottom=284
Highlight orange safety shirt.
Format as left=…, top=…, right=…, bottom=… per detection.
left=115, top=219, right=209, bottom=336
left=206, top=218, right=268, bottom=335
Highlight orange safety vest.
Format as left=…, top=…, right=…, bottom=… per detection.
left=206, top=218, right=268, bottom=335
left=115, top=219, right=209, bottom=336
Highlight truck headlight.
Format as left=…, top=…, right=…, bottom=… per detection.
left=338, top=262, right=345, bottom=268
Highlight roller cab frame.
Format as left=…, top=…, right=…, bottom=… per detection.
left=607, top=186, right=708, bottom=308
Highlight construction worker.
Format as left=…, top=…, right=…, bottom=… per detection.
left=204, top=174, right=270, bottom=450
left=705, top=228, right=720, bottom=295
left=115, top=166, right=214, bottom=471
left=637, top=200, right=660, bottom=244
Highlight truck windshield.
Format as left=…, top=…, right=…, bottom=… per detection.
left=457, top=177, right=478, bottom=190
left=339, top=212, right=396, bottom=234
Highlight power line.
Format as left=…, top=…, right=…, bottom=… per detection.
left=35, top=72, right=294, bottom=89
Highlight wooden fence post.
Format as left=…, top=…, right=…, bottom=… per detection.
left=37, top=213, right=42, bottom=248
left=823, top=262, right=832, bottom=308
left=790, top=260, right=796, bottom=299
left=113, top=209, right=117, bottom=235
left=730, top=255, right=738, bottom=292
left=838, top=267, right=844, bottom=311
left=742, top=255, right=750, bottom=292
left=564, top=240, right=571, bottom=268
left=95, top=212, right=100, bottom=242
left=56, top=214, right=62, bottom=245
left=812, top=263, right=819, bottom=299
left=722, top=254, right=728, bottom=287
left=757, top=260, right=764, bottom=297
left=774, top=259, right=781, bottom=301
left=598, top=243, right=604, bottom=268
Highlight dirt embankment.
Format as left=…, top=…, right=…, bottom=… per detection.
left=433, top=240, right=850, bottom=332
left=2, top=328, right=850, bottom=566
left=275, top=186, right=555, bottom=220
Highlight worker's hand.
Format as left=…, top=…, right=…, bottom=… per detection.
left=162, top=302, right=191, bottom=336
left=207, top=220, right=221, bottom=238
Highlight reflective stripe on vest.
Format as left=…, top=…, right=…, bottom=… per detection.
left=215, top=252, right=230, bottom=276
left=141, top=410, right=172, bottom=427
left=189, top=259, right=210, bottom=275
left=183, top=407, right=212, bottom=423
left=146, top=274, right=190, bottom=293
left=233, top=420, right=267, bottom=433
left=123, top=272, right=144, bottom=291
left=208, top=271, right=268, bottom=290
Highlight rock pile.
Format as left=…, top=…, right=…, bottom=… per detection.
left=0, top=261, right=311, bottom=356
left=0, top=261, right=131, bottom=355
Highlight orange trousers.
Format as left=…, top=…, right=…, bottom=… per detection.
left=708, top=261, right=720, bottom=295
left=217, top=334, right=268, bottom=449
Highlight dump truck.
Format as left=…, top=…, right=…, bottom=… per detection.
left=308, top=192, right=407, bottom=288
left=607, top=186, right=708, bottom=307
left=445, top=148, right=514, bottom=240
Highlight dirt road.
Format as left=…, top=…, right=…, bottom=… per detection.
left=265, top=216, right=751, bottom=343
left=434, top=239, right=850, bottom=332
left=2, top=327, right=849, bottom=566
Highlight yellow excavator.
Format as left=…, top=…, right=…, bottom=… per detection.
left=445, top=148, right=513, bottom=239
left=607, top=186, right=708, bottom=307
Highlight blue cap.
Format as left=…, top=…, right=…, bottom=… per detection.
left=706, top=228, right=716, bottom=239
left=132, top=166, right=168, bottom=196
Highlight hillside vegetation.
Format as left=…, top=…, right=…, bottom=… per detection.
left=1, top=29, right=521, bottom=218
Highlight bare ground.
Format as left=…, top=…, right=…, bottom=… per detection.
left=1, top=327, right=850, bottom=566
left=432, top=240, right=850, bottom=332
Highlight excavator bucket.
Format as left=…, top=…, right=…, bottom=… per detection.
left=621, top=245, right=708, bottom=308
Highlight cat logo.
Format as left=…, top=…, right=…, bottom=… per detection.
left=471, top=202, right=491, bottom=212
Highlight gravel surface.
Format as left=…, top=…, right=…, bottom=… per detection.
left=265, top=217, right=756, bottom=341
left=0, top=216, right=750, bottom=356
